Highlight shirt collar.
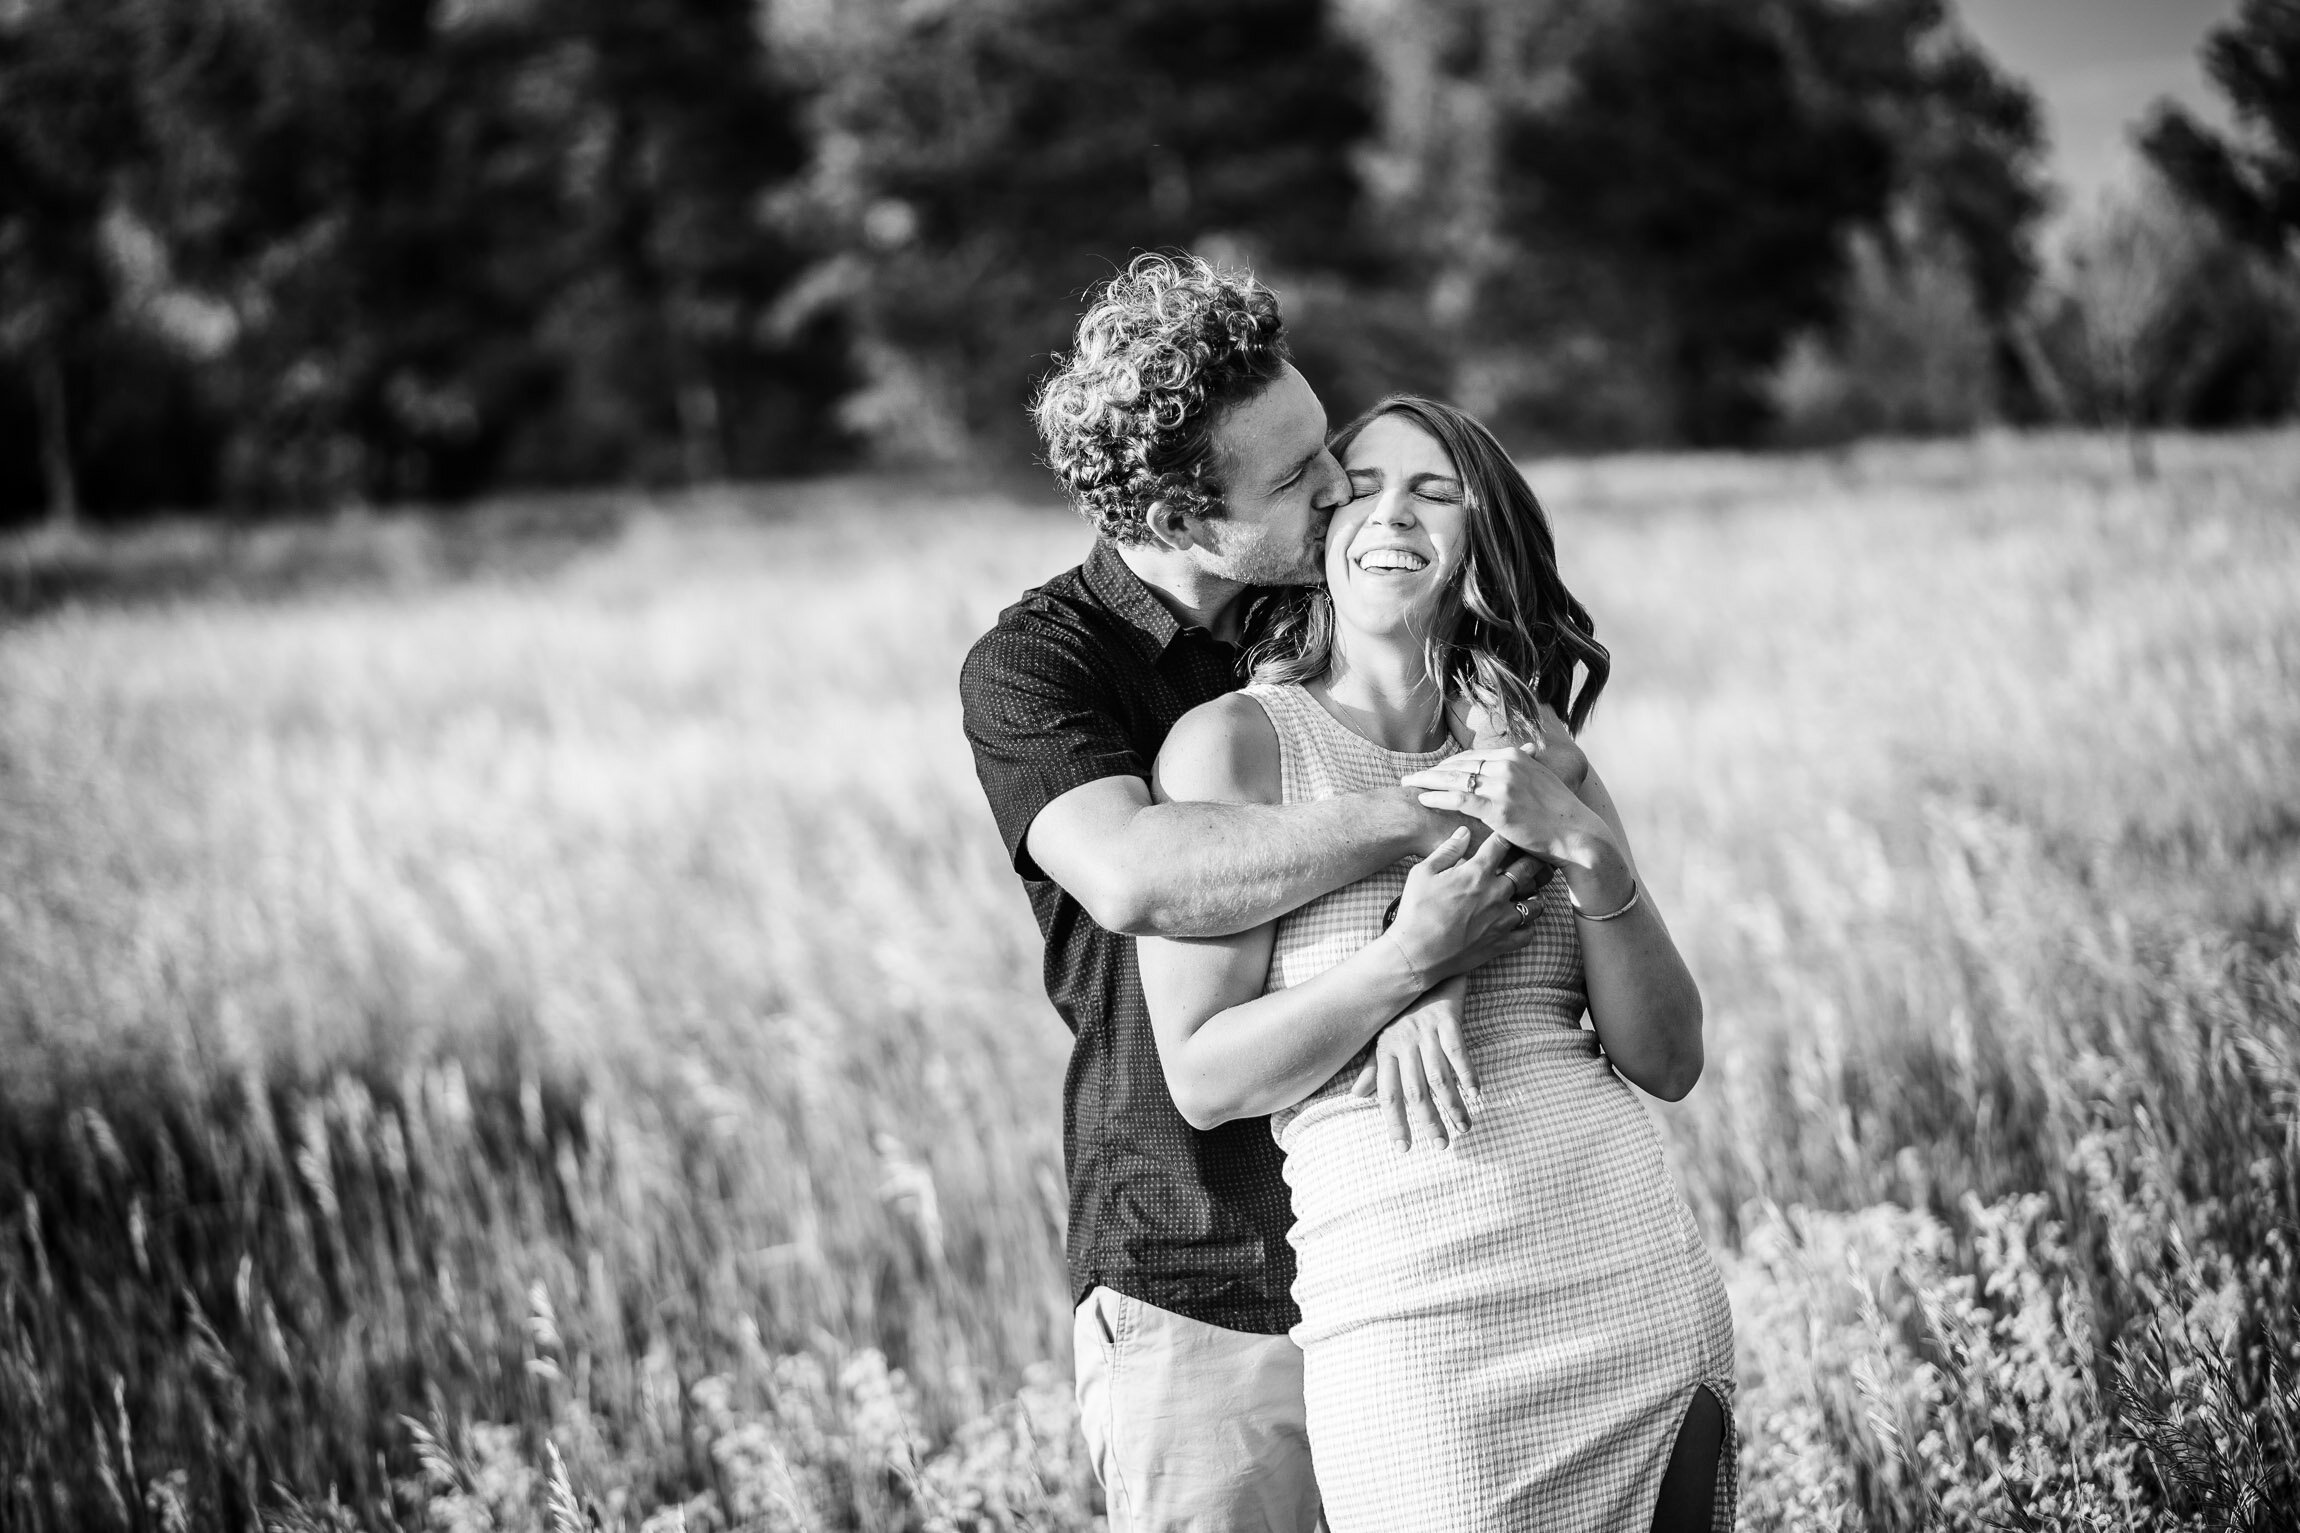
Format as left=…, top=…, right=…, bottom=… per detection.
left=1083, top=539, right=1187, bottom=662
left=1083, top=538, right=1290, bottom=663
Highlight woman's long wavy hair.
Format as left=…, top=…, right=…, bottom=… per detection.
left=1251, top=395, right=1610, bottom=739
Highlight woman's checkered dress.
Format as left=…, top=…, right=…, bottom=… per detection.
left=1247, top=682, right=1737, bottom=1532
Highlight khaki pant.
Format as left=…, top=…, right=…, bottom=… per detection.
left=1073, top=1286, right=1325, bottom=1533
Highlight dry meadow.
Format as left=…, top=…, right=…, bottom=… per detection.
left=3, top=431, right=2298, bottom=1530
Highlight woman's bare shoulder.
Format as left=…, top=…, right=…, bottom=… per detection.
left=1152, top=691, right=1282, bottom=806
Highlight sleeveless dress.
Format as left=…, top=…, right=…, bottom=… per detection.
left=1244, top=682, right=1737, bottom=1533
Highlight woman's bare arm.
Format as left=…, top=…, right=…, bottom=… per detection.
left=1403, top=715, right=1705, bottom=1100
left=1560, top=764, right=1705, bottom=1100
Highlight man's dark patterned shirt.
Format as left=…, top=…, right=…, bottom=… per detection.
left=959, top=539, right=1296, bottom=1335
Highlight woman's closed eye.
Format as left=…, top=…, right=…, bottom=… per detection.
left=1346, top=470, right=1383, bottom=501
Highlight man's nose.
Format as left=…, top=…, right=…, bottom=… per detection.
left=1310, top=451, right=1350, bottom=513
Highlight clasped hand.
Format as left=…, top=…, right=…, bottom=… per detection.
left=1402, top=705, right=1606, bottom=870
left=1351, top=824, right=1544, bottom=1152
left=1352, top=704, right=1614, bottom=1153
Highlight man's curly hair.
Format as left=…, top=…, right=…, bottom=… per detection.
left=1032, top=253, right=1292, bottom=544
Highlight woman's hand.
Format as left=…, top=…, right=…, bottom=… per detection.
left=1523, top=702, right=1591, bottom=796
left=1383, top=825, right=1534, bottom=985
left=1349, top=974, right=1474, bottom=1151
left=1444, top=693, right=1514, bottom=753
left=1409, top=752, right=1708, bottom=1102
left=1402, top=730, right=1632, bottom=914
left=1441, top=696, right=1591, bottom=794
left=1402, top=744, right=1605, bottom=866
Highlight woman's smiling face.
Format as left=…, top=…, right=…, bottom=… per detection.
left=1329, top=412, right=1472, bottom=638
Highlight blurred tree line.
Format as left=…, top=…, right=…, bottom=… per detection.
left=2032, top=0, right=2300, bottom=471
left=1, top=0, right=848, bottom=523
left=3, top=0, right=2296, bottom=525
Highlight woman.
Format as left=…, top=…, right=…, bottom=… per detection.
left=1137, top=396, right=1734, bottom=1531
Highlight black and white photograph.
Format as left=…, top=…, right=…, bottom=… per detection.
left=3, top=0, right=2296, bottom=1528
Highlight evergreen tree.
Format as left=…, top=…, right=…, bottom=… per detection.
left=797, top=0, right=1377, bottom=459
left=1493, top=0, right=2044, bottom=445
left=209, top=0, right=845, bottom=504
left=2140, top=0, right=2300, bottom=260
left=1798, top=0, right=2047, bottom=329
left=0, top=2, right=150, bottom=525
left=516, top=0, right=849, bottom=487
left=1, top=0, right=845, bottom=521
left=1500, top=0, right=1897, bottom=443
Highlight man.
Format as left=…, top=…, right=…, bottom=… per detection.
left=960, top=254, right=1537, bottom=1530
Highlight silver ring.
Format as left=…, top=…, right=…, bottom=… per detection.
left=1466, top=764, right=1484, bottom=794
left=1514, top=898, right=1534, bottom=927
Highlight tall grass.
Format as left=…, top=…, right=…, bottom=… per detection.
left=2, top=436, right=2296, bottom=1529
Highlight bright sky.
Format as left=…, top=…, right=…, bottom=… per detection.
left=1950, top=0, right=2242, bottom=215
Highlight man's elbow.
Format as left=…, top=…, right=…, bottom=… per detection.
left=1166, top=1072, right=1237, bottom=1132
left=1178, top=1101, right=1229, bottom=1133
left=1074, top=859, right=1195, bottom=936
left=1074, top=869, right=1161, bottom=936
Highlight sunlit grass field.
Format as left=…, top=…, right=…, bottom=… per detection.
left=4, top=432, right=2298, bottom=1531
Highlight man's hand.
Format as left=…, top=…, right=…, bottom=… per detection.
left=1383, top=826, right=1547, bottom=984
left=1349, top=974, right=1474, bottom=1151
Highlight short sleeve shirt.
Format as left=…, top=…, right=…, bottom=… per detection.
left=959, top=539, right=1297, bottom=1334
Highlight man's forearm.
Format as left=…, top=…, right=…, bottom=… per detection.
left=1110, top=789, right=1438, bottom=939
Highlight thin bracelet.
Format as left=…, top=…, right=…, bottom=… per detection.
left=1569, top=878, right=1641, bottom=923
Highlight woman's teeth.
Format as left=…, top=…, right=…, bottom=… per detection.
left=1359, top=548, right=1428, bottom=572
